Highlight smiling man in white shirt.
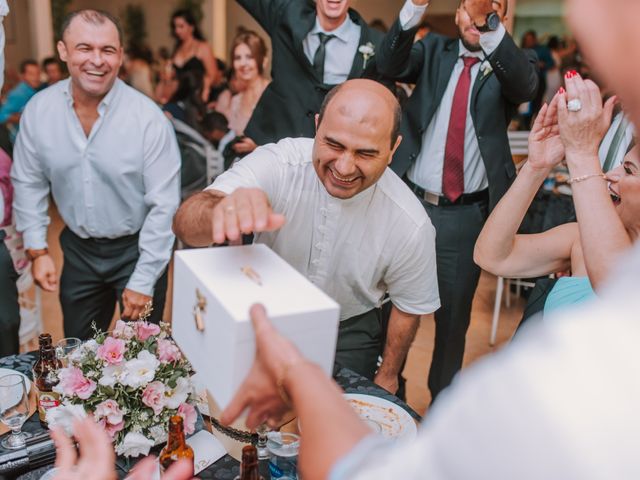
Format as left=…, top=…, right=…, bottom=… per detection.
left=174, top=79, right=439, bottom=393
left=11, top=10, right=180, bottom=339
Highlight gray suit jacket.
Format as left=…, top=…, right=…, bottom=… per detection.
left=237, top=0, right=386, bottom=145
left=377, top=20, right=539, bottom=209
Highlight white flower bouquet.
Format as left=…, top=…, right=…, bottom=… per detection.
left=46, top=320, right=197, bottom=458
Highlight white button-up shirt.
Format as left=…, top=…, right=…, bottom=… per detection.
left=11, top=78, right=181, bottom=295
left=303, top=16, right=361, bottom=85
left=209, top=138, right=440, bottom=321
left=400, top=0, right=506, bottom=195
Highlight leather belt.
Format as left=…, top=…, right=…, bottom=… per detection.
left=405, top=178, right=489, bottom=207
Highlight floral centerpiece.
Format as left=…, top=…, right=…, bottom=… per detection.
left=46, top=319, right=197, bottom=458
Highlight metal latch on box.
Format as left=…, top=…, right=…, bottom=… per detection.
left=193, top=288, right=207, bottom=332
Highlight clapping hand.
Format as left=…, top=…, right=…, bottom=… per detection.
left=462, top=0, right=495, bottom=26
left=527, top=93, right=565, bottom=172
left=557, top=71, right=616, bottom=159
left=211, top=188, right=285, bottom=244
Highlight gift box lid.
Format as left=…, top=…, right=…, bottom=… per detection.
left=174, top=244, right=339, bottom=325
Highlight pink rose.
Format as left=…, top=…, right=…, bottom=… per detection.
left=178, top=403, right=196, bottom=435
left=142, top=381, right=166, bottom=415
left=98, top=417, right=125, bottom=440
left=94, top=399, right=124, bottom=425
left=96, top=337, right=126, bottom=365
left=57, top=367, right=96, bottom=400
left=157, top=339, right=182, bottom=363
left=136, top=321, right=161, bottom=341
left=113, top=320, right=135, bottom=340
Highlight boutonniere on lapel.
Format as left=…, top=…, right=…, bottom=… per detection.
left=480, top=61, right=493, bottom=78
left=359, top=42, right=375, bottom=69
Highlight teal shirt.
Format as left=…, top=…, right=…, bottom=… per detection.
left=544, top=276, right=596, bottom=315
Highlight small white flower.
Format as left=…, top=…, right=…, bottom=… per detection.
left=481, top=61, right=493, bottom=77
left=358, top=42, right=375, bottom=68
left=148, top=424, right=167, bottom=444
left=99, top=364, right=128, bottom=387
left=122, top=350, right=160, bottom=389
left=164, top=376, right=193, bottom=409
left=139, top=411, right=150, bottom=422
left=45, top=404, right=87, bottom=435
left=116, top=432, right=154, bottom=457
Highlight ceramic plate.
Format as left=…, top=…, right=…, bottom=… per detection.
left=0, top=368, right=31, bottom=393
left=344, top=393, right=417, bottom=441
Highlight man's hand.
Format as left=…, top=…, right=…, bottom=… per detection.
left=373, top=371, right=399, bottom=394
left=32, top=254, right=58, bottom=292
left=51, top=419, right=117, bottom=480
left=410, top=0, right=430, bottom=7
left=121, top=288, right=153, bottom=320
left=212, top=188, right=285, bottom=244
left=232, top=137, right=258, bottom=154
left=463, top=0, right=495, bottom=26
left=221, top=304, right=303, bottom=430
left=129, top=456, right=195, bottom=480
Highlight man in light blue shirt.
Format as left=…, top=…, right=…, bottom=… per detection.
left=11, top=9, right=180, bottom=339
left=0, top=59, right=41, bottom=143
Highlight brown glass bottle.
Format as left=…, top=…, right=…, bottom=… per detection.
left=35, top=345, right=62, bottom=427
left=32, top=333, right=52, bottom=381
left=236, top=445, right=264, bottom=480
left=159, top=415, right=194, bottom=474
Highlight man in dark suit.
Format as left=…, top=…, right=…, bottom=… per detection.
left=236, top=0, right=385, bottom=146
left=377, top=0, right=539, bottom=400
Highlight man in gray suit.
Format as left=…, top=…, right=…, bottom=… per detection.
left=236, top=0, right=386, bottom=146
left=377, top=0, right=539, bottom=400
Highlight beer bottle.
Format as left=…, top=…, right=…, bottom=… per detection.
left=236, top=445, right=264, bottom=480
left=36, top=345, right=62, bottom=427
left=32, top=333, right=52, bottom=381
left=159, top=415, right=194, bottom=474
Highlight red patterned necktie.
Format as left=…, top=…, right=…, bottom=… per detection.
left=442, top=56, right=480, bottom=202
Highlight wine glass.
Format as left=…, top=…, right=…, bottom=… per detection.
left=0, top=374, right=32, bottom=449
left=56, top=337, right=82, bottom=367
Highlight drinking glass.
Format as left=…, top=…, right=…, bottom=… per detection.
left=56, top=337, right=82, bottom=367
left=0, top=374, right=32, bottom=449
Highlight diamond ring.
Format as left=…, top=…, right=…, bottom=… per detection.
left=567, top=99, right=582, bottom=112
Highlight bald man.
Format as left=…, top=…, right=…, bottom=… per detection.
left=174, top=79, right=440, bottom=391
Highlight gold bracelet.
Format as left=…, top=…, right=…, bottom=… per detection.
left=567, top=173, right=606, bottom=185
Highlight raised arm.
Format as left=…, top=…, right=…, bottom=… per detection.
left=198, top=41, right=221, bottom=102
left=557, top=73, right=627, bottom=289
left=376, top=0, right=428, bottom=83
left=474, top=96, right=575, bottom=278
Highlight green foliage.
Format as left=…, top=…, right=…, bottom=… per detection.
left=175, top=0, right=204, bottom=25
left=122, top=3, right=148, bottom=50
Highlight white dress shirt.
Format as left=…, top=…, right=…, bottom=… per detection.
left=331, top=243, right=640, bottom=480
left=11, top=78, right=181, bottom=295
left=209, top=137, right=440, bottom=321
left=598, top=112, right=635, bottom=171
left=400, top=0, right=506, bottom=195
left=303, top=16, right=361, bottom=85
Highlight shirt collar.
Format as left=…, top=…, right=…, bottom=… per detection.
left=311, top=15, right=356, bottom=44
left=457, top=41, right=485, bottom=61
left=62, top=77, right=122, bottom=112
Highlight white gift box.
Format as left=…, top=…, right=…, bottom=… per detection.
left=172, top=244, right=340, bottom=409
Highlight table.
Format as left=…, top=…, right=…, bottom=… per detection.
left=0, top=353, right=420, bottom=479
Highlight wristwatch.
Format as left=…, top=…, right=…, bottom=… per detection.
left=476, top=11, right=500, bottom=32
left=25, top=248, right=48, bottom=261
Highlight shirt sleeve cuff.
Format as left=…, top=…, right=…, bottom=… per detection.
left=22, top=229, right=48, bottom=250
left=399, top=0, right=428, bottom=30
left=125, top=271, right=155, bottom=297
left=329, top=435, right=390, bottom=480
left=480, top=23, right=506, bottom=55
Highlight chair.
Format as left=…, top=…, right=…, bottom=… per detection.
left=508, top=130, right=530, bottom=156
left=490, top=276, right=537, bottom=346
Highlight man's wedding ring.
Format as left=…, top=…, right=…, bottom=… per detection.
left=567, top=99, right=582, bottom=112
left=224, top=205, right=235, bottom=213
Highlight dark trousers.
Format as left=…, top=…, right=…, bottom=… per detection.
left=59, top=228, right=168, bottom=340
left=0, top=233, right=20, bottom=356
left=424, top=200, right=488, bottom=400
left=335, top=308, right=382, bottom=380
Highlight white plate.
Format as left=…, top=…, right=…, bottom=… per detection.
left=344, top=393, right=417, bottom=441
left=0, top=368, right=31, bottom=393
